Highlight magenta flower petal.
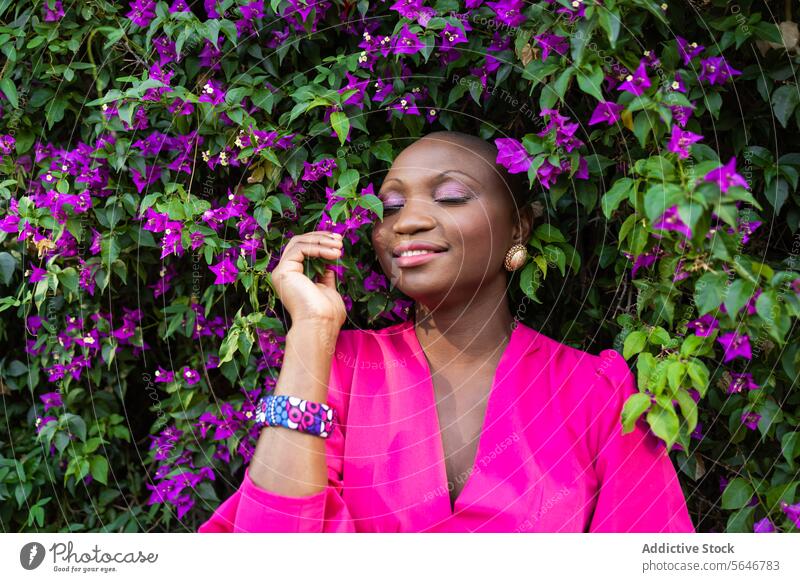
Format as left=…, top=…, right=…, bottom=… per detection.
left=495, top=138, right=533, bottom=174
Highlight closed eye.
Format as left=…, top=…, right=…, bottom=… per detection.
left=382, top=197, right=471, bottom=214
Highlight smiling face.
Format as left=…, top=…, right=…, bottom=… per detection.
left=370, top=132, right=533, bottom=308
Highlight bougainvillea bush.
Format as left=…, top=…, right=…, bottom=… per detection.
left=1, top=0, right=799, bottom=532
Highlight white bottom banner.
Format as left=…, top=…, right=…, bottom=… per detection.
left=1, top=534, right=798, bottom=581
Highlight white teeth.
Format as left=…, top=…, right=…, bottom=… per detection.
left=399, top=249, right=436, bottom=257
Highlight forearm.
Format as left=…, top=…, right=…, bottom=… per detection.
left=247, top=320, right=340, bottom=497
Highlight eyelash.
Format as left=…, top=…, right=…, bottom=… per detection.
left=381, top=197, right=471, bottom=214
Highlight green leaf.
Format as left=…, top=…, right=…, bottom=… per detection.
left=764, top=178, right=789, bottom=214
left=646, top=403, right=680, bottom=449
left=621, top=392, right=651, bottom=433
left=781, top=432, right=800, bottom=465
left=771, top=85, right=800, bottom=128
left=694, top=271, right=727, bottom=315
left=644, top=183, right=684, bottom=222
left=534, top=223, right=566, bottom=243
left=0, top=78, right=18, bottom=108
left=723, top=278, right=757, bottom=317
left=598, top=8, right=621, bottom=47
left=601, top=178, right=634, bottom=219
left=90, top=456, right=109, bottom=485
left=359, top=193, right=383, bottom=220
left=330, top=111, right=350, bottom=146
left=623, top=331, right=647, bottom=359
left=0, top=251, right=16, bottom=285
left=674, top=388, right=698, bottom=434
left=721, top=477, right=754, bottom=509
left=667, top=361, right=685, bottom=391
left=576, top=66, right=604, bottom=102
left=686, top=360, right=710, bottom=396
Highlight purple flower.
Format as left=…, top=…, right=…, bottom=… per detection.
left=390, top=94, right=420, bottom=115
left=741, top=411, right=761, bottom=430
left=364, top=271, right=388, bottom=292
left=142, top=64, right=174, bottom=101
left=717, top=332, right=752, bottom=362
left=389, top=0, right=422, bottom=18
left=35, top=416, right=57, bottom=434
left=199, top=39, right=223, bottom=71
left=210, top=256, right=238, bottom=285
left=131, top=165, right=161, bottom=193
left=392, top=24, right=424, bottom=55
left=169, top=0, right=190, bottom=12
left=753, top=517, right=775, bottom=533
left=441, top=23, right=469, bottom=52
left=728, top=372, right=759, bottom=393
left=40, top=391, right=63, bottom=412
left=538, top=108, right=584, bottom=152
left=698, top=56, right=742, bottom=85
left=670, top=103, right=696, bottom=128
left=161, top=221, right=183, bottom=259
left=617, top=59, right=651, bottom=96
left=653, top=205, right=692, bottom=238
left=495, top=138, right=532, bottom=174
left=0, top=134, right=15, bottom=154
left=168, top=98, right=194, bottom=116
left=673, top=258, right=690, bottom=282
left=781, top=501, right=800, bottom=528
left=154, top=366, right=174, bottom=383
left=239, top=0, right=265, bottom=19
left=622, top=246, right=663, bottom=277
left=690, top=421, right=703, bottom=440
left=676, top=36, right=705, bottom=65
left=588, top=101, right=624, bottom=126
left=302, top=158, right=337, bottom=181
left=738, top=219, right=762, bottom=244
left=486, top=0, right=527, bottom=27
left=43, top=0, right=65, bottom=21
left=533, top=33, right=568, bottom=61
left=670, top=71, right=687, bottom=93
left=199, top=80, right=226, bottom=106
left=667, top=126, right=703, bottom=159
left=153, top=36, right=178, bottom=67
left=182, top=368, right=201, bottom=385
left=704, top=157, right=748, bottom=193
left=29, top=265, right=48, bottom=283
left=126, top=0, right=156, bottom=27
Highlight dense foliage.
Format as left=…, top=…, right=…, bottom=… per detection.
left=0, top=0, right=799, bottom=532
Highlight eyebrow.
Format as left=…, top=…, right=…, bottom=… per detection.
left=381, top=169, right=480, bottom=189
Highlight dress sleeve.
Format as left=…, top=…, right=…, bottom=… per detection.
left=198, top=330, right=357, bottom=533
left=587, top=349, right=695, bottom=533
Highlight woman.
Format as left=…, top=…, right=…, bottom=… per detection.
left=198, top=131, right=695, bottom=533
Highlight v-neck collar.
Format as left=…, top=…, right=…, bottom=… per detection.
left=400, top=316, right=538, bottom=516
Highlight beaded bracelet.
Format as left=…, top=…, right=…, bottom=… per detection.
left=254, top=394, right=337, bottom=438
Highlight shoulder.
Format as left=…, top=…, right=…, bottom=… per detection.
left=521, top=324, right=634, bottom=399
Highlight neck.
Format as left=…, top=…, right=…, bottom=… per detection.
left=412, top=279, right=516, bottom=365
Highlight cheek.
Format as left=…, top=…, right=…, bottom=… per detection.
left=446, top=206, right=507, bottom=258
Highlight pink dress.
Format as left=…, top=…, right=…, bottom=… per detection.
left=198, top=318, right=695, bottom=533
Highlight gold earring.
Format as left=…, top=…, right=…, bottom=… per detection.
left=504, top=243, right=528, bottom=271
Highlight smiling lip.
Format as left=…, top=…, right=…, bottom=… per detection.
left=393, top=249, right=446, bottom=267
left=391, top=241, right=448, bottom=268
left=392, top=241, right=448, bottom=256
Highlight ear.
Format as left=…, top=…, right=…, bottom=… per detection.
left=511, top=202, right=536, bottom=245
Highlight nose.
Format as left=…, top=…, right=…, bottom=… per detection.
left=390, top=196, right=437, bottom=235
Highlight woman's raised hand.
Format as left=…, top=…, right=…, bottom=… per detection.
left=270, top=230, right=347, bottom=330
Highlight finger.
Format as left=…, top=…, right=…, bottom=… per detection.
left=317, top=267, right=336, bottom=290
left=287, top=232, right=343, bottom=250
left=281, top=241, right=342, bottom=270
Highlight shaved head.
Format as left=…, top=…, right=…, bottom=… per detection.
left=415, top=130, right=530, bottom=212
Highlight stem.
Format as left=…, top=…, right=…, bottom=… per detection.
left=86, top=28, right=101, bottom=96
